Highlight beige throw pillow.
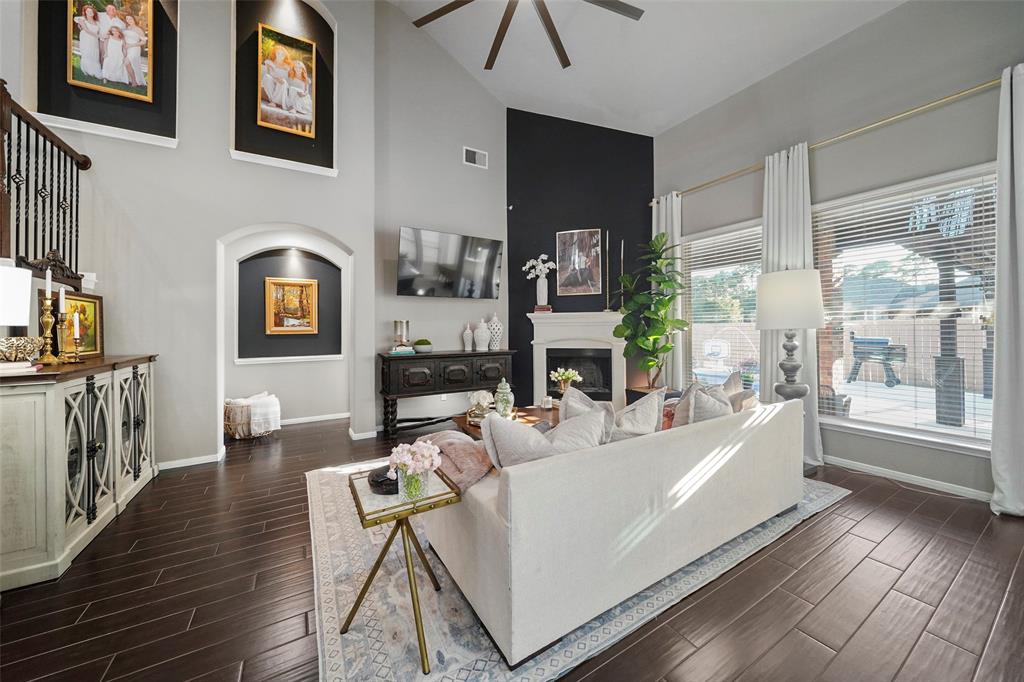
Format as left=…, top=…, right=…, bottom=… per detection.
left=561, top=386, right=665, bottom=442
left=689, top=388, right=734, bottom=423
left=480, top=408, right=607, bottom=468
left=671, top=372, right=745, bottom=428
left=729, top=389, right=760, bottom=412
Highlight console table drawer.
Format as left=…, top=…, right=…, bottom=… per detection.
left=473, top=356, right=509, bottom=386
left=438, top=360, right=474, bottom=389
left=390, top=361, right=437, bottom=395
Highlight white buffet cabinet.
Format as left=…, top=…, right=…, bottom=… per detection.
left=0, top=355, right=158, bottom=590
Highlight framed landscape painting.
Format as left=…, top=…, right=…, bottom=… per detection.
left=265, top=277, right=318, bottom=335
left=67, top=0, right=154, bottom=102
left=556, top=229, right=602, bottom=296
left=257, top=23, right=316, bottom=138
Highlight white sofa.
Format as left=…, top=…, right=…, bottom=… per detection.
left=422, top=399, right=804, bottom=665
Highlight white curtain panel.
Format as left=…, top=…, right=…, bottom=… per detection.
left=991, top=64, right=1024, bottom=516
left=651, top=193, right=685, bottom=390
left=760, top=142, right=824, bottom=465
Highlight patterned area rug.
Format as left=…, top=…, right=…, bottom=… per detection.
left=307, top=461, right=849, bottom=681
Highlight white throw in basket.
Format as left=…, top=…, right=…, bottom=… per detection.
left=224, top=391, right=281, bottom=439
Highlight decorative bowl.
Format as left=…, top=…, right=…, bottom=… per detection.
left=414, top=344, right=433, bottom=353
left=0, top=336, right=44, bottom=362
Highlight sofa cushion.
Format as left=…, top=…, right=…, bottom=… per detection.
left=729, top=389, right=761, bottom=413
left=561, top=386, right=665, bottom=442
left=689, top=387, right=734, bottom=423
left=670, top=372, right=744, bottom=428
left=480, top=408, right=607, bottom=468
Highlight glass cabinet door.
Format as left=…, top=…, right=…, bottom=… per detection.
left=65, top=393, right=87, bottom=525
left=93, top=382, right=112, bottom=504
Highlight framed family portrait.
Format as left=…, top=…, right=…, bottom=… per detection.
left=67, top=0, right=154, bottom=102
left=38, top=290, right=105, bottom=359
left=257, top=23, right=316, bottom=138
left=556, top=229, right=603, bottom=296
left=265, top=277, right=318, bottom=335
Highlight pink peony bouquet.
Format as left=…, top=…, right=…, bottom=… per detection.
left=387, top=440, right=442, bottom=480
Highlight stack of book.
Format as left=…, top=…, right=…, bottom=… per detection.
left=0, top=361, right=43, bottom=377
left=533, top=305, right=553, bottom=313
left=388, top=345, right=416, bottom=356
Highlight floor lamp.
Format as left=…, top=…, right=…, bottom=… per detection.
left=756, top=269, right=826, bottom=400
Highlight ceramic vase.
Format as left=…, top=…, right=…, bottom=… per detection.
left=462, top=324, right=473, bottom=352
left=473, top=319, right=490, bottom=351
left=398, top=469, right=427, bottom=502
left=494, top=378, right=515, bottom=419
left=487, top=313, right=503, bottom=351
left=536, top=275, right=549, bottom=307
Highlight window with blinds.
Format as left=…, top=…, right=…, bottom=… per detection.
left=682, top=225, right=762, bottom=392
left=812, top=172, right=997, bottom=442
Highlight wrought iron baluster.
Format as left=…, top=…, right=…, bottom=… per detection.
left=14, top=117, right=23, bottom=258
left=74, top=165, right=80, bottom=273
left=32, top=130, right=38, bottom=260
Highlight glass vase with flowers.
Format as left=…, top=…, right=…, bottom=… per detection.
left=387, top=440, right=442, bottom=502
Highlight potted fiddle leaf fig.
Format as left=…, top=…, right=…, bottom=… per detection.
left=613, top=232, right=689, bottom=389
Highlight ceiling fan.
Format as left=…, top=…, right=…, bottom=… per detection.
left=412, top=0, right=645, bottom=70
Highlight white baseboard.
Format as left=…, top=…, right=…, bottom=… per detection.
left=281, top=412, right=350, bottom=426
left=348, top=427, right=378, bottom=441
left=159, top=447, right=226, bottom=471
left=823, top=454, right=992, bottom=502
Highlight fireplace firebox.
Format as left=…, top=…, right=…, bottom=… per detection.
left=546, top=348, right=613, bottom=402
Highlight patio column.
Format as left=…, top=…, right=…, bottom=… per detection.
left=934, top=260, right=965, bottom=426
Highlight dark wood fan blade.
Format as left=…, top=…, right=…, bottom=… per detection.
left=412, top=0, right=475, bottom=28
left=581, top=0, right=644, bottom=21
left=485, top=0, right=520, bottom=70
left=532, top=0, right=570, bottom=69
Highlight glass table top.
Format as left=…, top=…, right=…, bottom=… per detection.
left=348, top=468, right=460, bottom=528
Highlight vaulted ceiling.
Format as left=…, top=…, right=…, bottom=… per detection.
left=392, top=0, right=902, bottom=136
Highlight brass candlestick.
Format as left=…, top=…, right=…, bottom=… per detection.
left=38, top=298, right=59, bottom=365
left=72, top=337, right=83, bottom=364
left=56, top=312, right=72, bottom=364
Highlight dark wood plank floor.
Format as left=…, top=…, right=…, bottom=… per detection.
left=2, top=420, right=1022, bottom=681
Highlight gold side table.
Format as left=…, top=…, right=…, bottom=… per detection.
left=342, top=468, right=461, bottom=675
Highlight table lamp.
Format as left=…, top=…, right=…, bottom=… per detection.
left=0, top=258, right=43, bottom=363
left=756, top=269, right=825, bottom=400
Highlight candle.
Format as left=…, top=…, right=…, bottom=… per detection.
left=59, top=287, right=66, bottom=313
left=45, top=268, right=52, bottom=297
left=73, top=312, right=80, bottom=339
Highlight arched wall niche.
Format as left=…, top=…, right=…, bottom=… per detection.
left=216, top=223, right=354, bottom=441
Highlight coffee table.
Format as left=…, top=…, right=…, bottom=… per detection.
left=451, top=404, right=560, bottom=439
left=342, top=468, right=461, bottom=674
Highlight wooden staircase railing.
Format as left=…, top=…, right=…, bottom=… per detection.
left=1, top=79, right=92, bottom=288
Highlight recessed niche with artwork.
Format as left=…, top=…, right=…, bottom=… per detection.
left=36, top=0, right=179, bottom=140
left=237, top=249, right=340, bottom=360
left=233, top=0, right=334, bottom=171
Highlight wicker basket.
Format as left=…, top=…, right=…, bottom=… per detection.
left=223, top=403, right=273, bottom=440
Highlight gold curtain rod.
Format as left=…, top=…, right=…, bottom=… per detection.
left=651, top=75, right=1002, bottom=206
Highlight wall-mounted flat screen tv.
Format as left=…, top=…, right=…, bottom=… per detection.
left=397, top=226, right=503, bottom=299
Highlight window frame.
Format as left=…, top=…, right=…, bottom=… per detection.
left=811, top=161, right=996, bottom=457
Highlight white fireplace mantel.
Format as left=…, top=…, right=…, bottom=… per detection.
left=528, top=312, right=627, bottom=409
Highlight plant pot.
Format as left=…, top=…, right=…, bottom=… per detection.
left=398, top=469, right=428, bottom=502
left=413, top=344, right=432, bottom=353
left=536, top=275, right=549, bottom=307
left=559, top=380, right=571, bottom=394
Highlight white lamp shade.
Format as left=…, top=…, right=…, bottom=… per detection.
left=0, top=260, right=32, bottom=327
left=756, top=269, right=826, bottom=331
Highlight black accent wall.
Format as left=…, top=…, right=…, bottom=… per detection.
left=506, top=109, right=653, bottom=405
left=234, top=0, right=334, bottom=169
left=237, top=249, right=341, bottom=359
left=37, top=0, right=178, bottom=138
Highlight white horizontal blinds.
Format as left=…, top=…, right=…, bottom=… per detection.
left=683, top=226, right=762, bottom=390
left=813, top=173, right=997, bottom=441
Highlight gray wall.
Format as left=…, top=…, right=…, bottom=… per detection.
left=374, top=1, right=508, bottom=420
left=654, top=0, right=1024, bottom=494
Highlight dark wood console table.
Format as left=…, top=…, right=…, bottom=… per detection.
left=378, top=349, right=515, bottom=437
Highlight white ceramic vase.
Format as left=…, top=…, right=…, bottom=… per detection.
left=487, top=313, right=503, bottom=351
left=536, top=275, right=549, bottom=307
left=473, top=319, right=490, bottom=351
left=462, top=324, right=473, bottom=352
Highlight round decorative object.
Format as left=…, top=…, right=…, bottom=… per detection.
left=473, top=319, right=490, bottom=351
left=368, top=465, right=398, bottom=495
left=414, top=344, right=432, bottom=353
left=494, top=378, right=515, bottom=419
left=398, top=469, right=428, bottom=502
left=536, top=275, right=549, bottom=307
left=487, top=313, right=503, bottom=351
left=0, top=336, right=44, bottom=362
left=462, top=324, right=473, bottom=352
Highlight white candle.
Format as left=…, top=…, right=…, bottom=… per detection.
left=72, top=312, right=80, bottom=339
left=45, top=268, right=52, bottom=297
left=59, top=287, right=66, bottom=313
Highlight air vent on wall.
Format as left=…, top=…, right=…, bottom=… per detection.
left=463, top=146, right=488, bottom=169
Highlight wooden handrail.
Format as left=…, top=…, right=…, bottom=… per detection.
left=1, top=80, right=92, bottom=171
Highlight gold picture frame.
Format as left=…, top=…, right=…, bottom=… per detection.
left=257, top=23, right=316, bottom=139
left=556, top=228, right=603, bottom=296
left=67, top=0, right=154, bottom=102
left=38, top=289, right=105, bottom=359
left=264, top=277, right=318, bottom=335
